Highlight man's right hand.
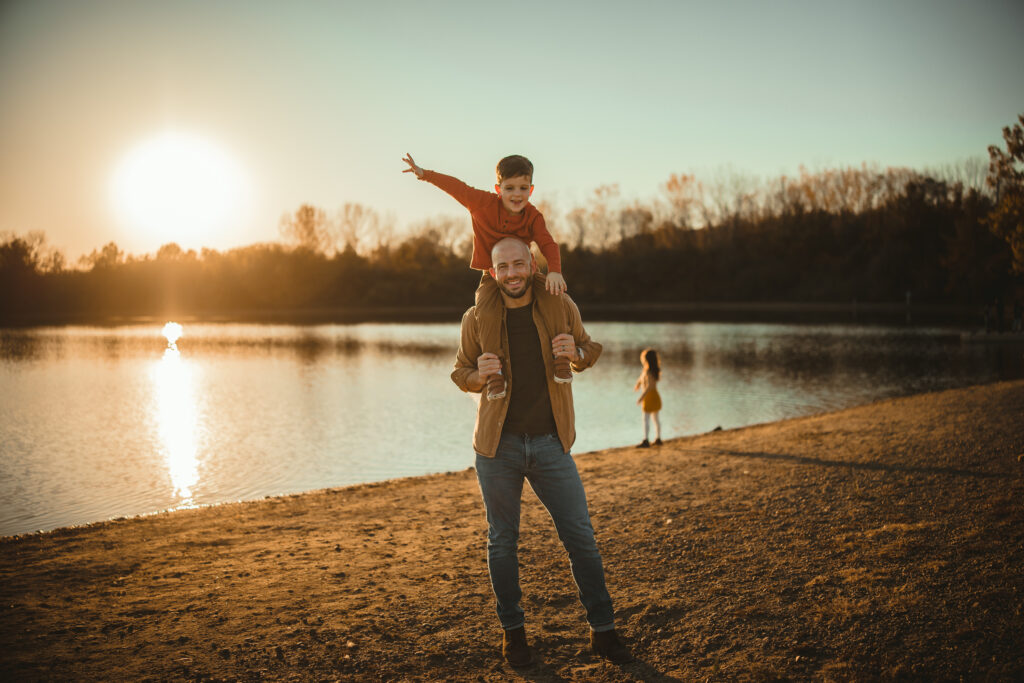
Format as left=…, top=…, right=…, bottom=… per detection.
left=402, top=153, right=424, bottom=179
left=477, top=352, right=501, bottom=379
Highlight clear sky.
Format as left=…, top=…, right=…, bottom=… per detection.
left=1, top=0, right=1022, bottom=260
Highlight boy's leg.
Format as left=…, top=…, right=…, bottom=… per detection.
left=531, top=275, right=573, bottom=383
left=475, top=274, right=506, bottom=399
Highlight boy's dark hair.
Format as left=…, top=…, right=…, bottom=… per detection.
left=496, top=155, right=534, bottom=183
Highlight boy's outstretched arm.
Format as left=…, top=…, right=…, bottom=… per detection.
left=402, top=153, right=424, bottom=179
left=402, top=157, right=491, bottom=213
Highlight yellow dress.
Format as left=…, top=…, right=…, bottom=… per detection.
left=641, top=379, right=662, bottom=413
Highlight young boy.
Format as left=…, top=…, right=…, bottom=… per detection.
left=402, top=153, right=571, bottom=399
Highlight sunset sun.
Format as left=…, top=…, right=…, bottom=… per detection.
left=110, top=131, right=248, bottom=249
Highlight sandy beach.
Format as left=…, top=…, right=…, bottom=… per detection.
left=2, top=380, right=1022, bottom=681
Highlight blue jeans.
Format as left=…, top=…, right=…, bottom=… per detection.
left=475, top=432, right=615, bottom=632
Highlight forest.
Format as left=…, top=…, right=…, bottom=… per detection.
left=2, top=115, right=1022, bottom=325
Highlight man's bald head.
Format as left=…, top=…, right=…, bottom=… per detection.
left=489, top=238, right=536, bottom=302
left=491, top=237, right=531, bottom=265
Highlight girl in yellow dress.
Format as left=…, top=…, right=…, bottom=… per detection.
left=633, top=348, right=662, bottom=447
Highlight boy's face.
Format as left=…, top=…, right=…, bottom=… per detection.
left=495, top=175, right=533, bottom=214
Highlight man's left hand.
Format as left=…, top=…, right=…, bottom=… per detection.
left=551, top=333, right=578, bottom=361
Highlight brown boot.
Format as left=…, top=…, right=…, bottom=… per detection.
left=502, top=626, right=533, bottom=667
left=553, top=355, right=573, bottom=383
left=591, top=628, right=632, bottom=663
left=486, top=370, right=506, bottom=401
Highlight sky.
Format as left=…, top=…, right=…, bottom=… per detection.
left=1, top=0, right=1022, bottom=261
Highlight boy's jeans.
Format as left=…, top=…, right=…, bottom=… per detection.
left=475, top=432, right=615, bottom=632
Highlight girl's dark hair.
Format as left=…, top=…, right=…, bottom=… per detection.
left=641, top=348, right=660, bottom=381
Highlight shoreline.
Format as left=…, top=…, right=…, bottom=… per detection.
left=3, top=380, right=1023, bottom=680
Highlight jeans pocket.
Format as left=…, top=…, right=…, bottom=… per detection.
left=532, top=433, right=568, bottom=463
left=494, top=434, right=523, bottom=462
left=545, top=433, right=568, bottom=455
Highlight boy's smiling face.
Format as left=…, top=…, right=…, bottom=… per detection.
left=495, top=175, right=533, bottom=214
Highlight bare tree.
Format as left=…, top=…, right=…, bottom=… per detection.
left=335, top=203, right=380, bottom=255
left=566, top=207, right=589, bottom=251
left=928, top=157, right=990, bottom=194
left=279, top=204, right=333, bottom=254
left=367, top=211, right=398, bottom=255
left=407, top=215, right=468, bottom=257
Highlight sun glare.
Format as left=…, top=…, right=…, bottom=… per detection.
left=162, top=321, right=183, bottom=349
left=111, top=131, right=248, bottom=249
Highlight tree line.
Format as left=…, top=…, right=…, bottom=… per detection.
left=3, top=115, right=1022, bottom=324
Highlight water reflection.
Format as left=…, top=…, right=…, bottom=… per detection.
left=0, top=330, right=46, bottom=362
left=152, top=325, right=199, bottom=505
left=3, top=320, right=1022, bottom=537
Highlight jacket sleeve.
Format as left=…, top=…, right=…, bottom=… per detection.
left=451, top=307, right=484, bottom=393
left=422, top=170, right=494, bottom=214
left=530, top=213, right=562, bottom=273
left=564, top=295, right=601, bottom=372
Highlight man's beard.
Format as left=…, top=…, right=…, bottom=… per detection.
left=497, top=277, right=530, bottom=299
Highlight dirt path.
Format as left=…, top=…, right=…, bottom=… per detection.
left=2, top=380, right=1022, bottom=681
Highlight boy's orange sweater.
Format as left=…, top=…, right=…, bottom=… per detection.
left=422, top=170, right=561, bottom=273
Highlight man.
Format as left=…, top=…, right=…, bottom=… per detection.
left=451, top=237, right=632, bottom=666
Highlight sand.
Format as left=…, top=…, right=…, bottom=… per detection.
left=2, top=380, right=1023, bottom=682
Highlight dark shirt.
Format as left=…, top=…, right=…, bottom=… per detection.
left=503, top=305, right=557, bottom=436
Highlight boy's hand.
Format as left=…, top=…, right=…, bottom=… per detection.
left=545, top=272, right=567, bottom=296
left=402, top=153, right=424, bottom=179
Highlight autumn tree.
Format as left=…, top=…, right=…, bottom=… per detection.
left=82, top=241, right=125, bottom=270
left=662, top=173, right=703, bottom=228
left=986, top=113, right=1024, bottom=273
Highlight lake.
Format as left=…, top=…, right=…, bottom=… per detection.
left=1, top=321, right=1020, bottom=537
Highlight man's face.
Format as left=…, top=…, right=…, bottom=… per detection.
left=490, top=241, right=535, bottom=299
left=495, top=175, right=533, bottom=214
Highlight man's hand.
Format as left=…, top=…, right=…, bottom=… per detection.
left=545, top=272, right=567, bottom=296
left=402, top=153, right=424, bottom=179
left=551, top=333, right=578, bottom=361
left=477, top=352, right=502, bottom=378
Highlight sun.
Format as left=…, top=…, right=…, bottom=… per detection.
left=111, top=131, right=248, bottom=250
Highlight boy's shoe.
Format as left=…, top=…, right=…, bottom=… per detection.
left=654, top=438, right=663, bottom=446
left=554, top=356, right=573, bottom=383
left=638, top=439, right=650, bottom=448
left=591, top=628, right=633, bottom=664
left=486, top=371, right=506, bottom=401
left=502, top=626, right=533, bottom=667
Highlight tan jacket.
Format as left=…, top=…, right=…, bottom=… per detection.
left=451, top=276, right=602, bottom=458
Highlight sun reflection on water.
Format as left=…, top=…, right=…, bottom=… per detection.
left=153, top=322, right=199, bottom=505
left=163, top=321, right=183, bottom=349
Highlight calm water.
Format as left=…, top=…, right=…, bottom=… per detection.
left=1, top=321, right=1021, bottom=537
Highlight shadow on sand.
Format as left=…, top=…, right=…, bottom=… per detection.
left=686, top=447, right=1001, bottom=479
left=507, top=654, right=684, bottom=682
